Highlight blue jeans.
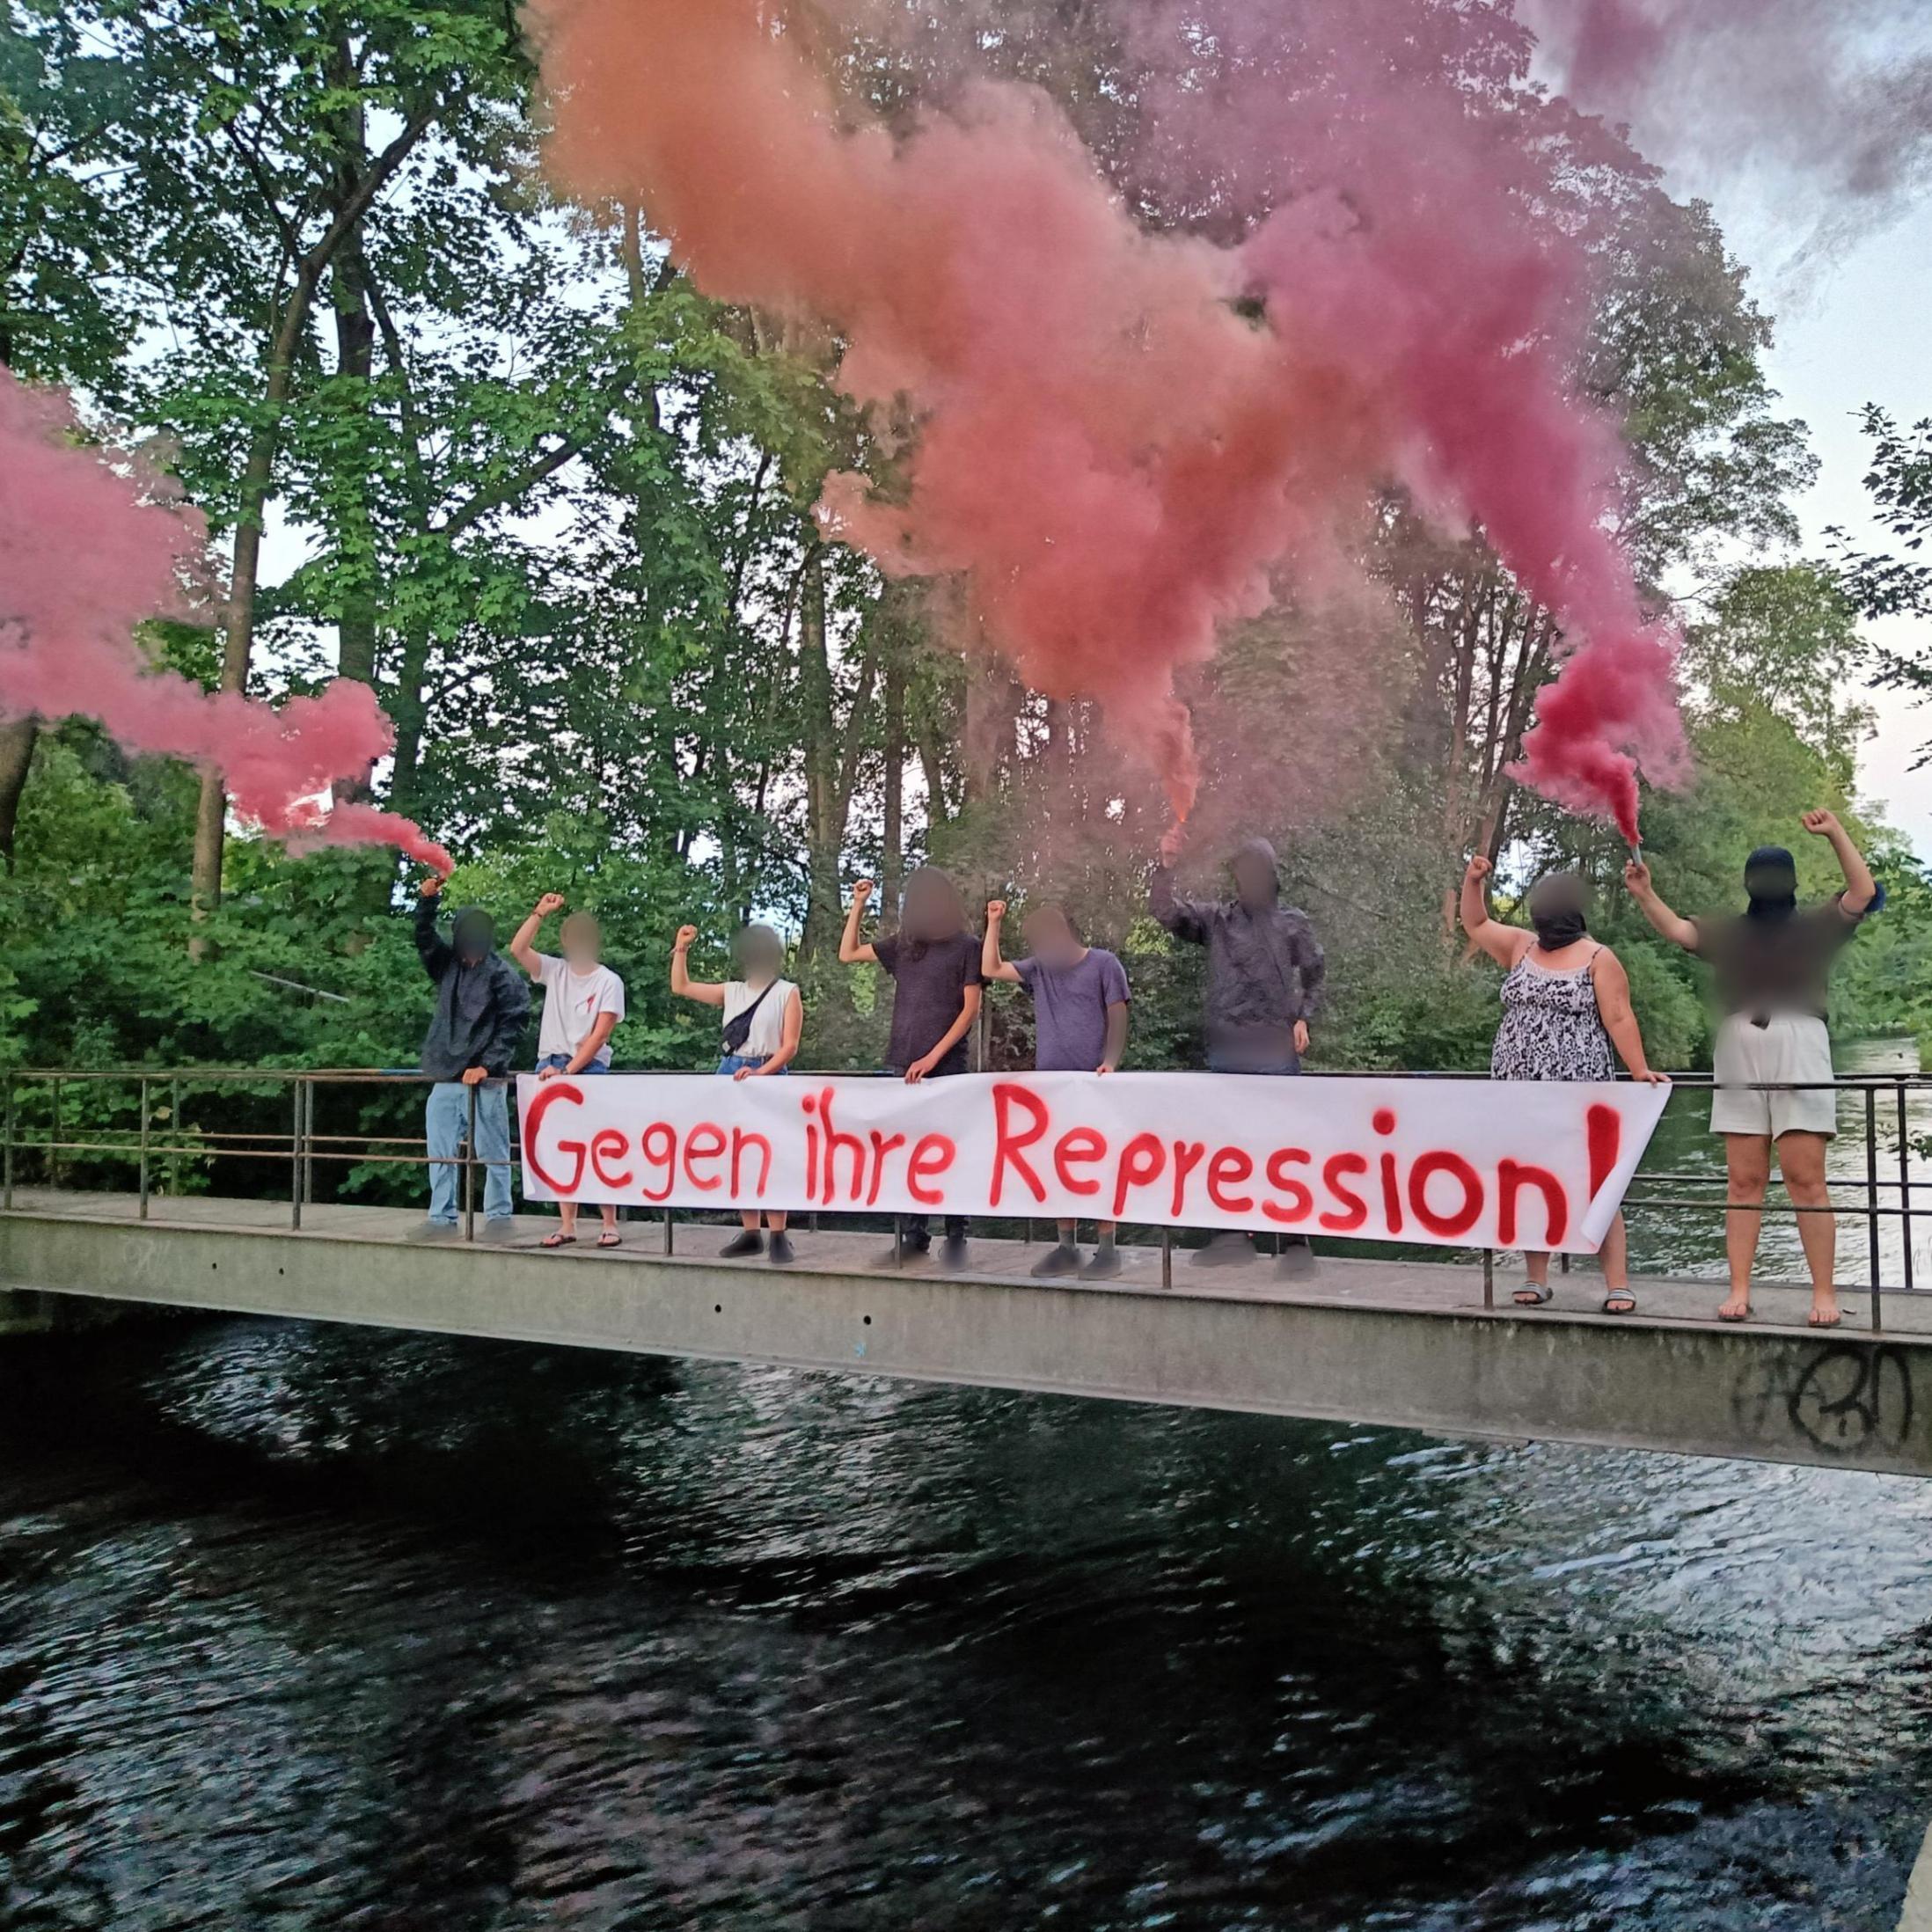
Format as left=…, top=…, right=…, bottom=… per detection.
left=1207, top=1046, right=1301, bottom=1076
left=717, top=1056, right=784, bottom=1077
left=426, top=1079, right=512, bottom=1224
left=537, top=1053, right=608, bottom=1074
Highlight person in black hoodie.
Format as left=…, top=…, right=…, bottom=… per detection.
left=1152, top=827, right=1325, bottom=1275
left=413, top=876, right=531, bottom=1238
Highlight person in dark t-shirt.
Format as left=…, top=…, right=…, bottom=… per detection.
left=840, top=867, right=983, bottom=1266
left=1627, top=809, right=1880, bottom=1328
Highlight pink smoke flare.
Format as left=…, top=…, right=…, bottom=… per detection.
left=0, top=368, right=450, bottom=874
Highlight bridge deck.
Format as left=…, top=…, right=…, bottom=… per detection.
left=2, top=1189, right=1924, bottom=1475
left=0, top=1186, right=1907, bottom=1333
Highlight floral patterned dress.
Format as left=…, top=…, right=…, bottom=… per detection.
left=1490, top=947, right=1617, bottom=1083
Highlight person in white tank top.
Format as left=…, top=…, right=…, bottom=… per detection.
left=670, top=921, right=804, bottom=1263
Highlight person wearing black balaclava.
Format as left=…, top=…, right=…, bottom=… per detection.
left=413, top=875, right=531, bottom=1240
left=1461, top=856, right=1665, bottom=1314
left=1152, top=825, right=1326, bottom=1276
left=1626, top=810, right=1881, bottom=1328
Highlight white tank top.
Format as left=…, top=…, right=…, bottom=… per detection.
left=721, top=978, right=795, bottom=1059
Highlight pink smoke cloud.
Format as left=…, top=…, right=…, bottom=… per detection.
left=531, top=0, right=1692, bottom=837
left=0, top=369, right=450, bottom=875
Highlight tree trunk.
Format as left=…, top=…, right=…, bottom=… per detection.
left=0, top=719, right=36, bottom=871
left=882, top=650, right=904, bottom=925
left=795, top=545, right=842, bottom=963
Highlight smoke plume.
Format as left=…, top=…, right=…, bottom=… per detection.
left=0, top=370, right=451, bottom=875
left=531, top=0, right=1706, bottom=838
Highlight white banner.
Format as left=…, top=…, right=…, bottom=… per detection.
left=516, top=1072, right=1670, bottom=1255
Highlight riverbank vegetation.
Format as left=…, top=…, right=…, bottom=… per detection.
left=2, top=0, right=1928, bottom=1108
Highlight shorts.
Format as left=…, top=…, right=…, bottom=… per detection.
left=537, top=1053, right=609, bottom=1074
left=1709, top=1014, right=1837, bottom=1140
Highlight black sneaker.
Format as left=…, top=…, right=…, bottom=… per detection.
left=719, top=1230, right=765, bottom=1259
left=1080, top=1243, right=1123, bottom=1279
left=1029, top=1242, right=1082, bottom=1278
left=939, top=1234, right=970, bottom=1271
left=876, top=1234, right=931, bottom=1267
left=767, top=1232, right=796, bottom=1265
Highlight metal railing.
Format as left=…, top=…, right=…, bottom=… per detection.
left=0, top=1065, right=1924, bottom=1327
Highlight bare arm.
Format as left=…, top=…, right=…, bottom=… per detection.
left=1622, top=860, right=1700, bottom=953
left=670, top=926, right=727, bottom=1006
left=509, top=892, right=565, bottom=977
left=1100, top=1000, right=1129, bottom=1074
left=1458, top=856, right=1531, bottom=969
left=905, top=984, right=982, bottom=1081
left=839, top=879, right=879, bottom=965
left=1804, top=809, right=1877, bottom=914
left=1590, top=948, right=1665, bottom=1083
left=981, top=902, right=1023, bottom=983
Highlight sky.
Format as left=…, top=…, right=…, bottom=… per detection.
left=1748, top=201, right=1932, bottom=858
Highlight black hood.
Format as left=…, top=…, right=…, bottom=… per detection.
left=451, top=906, right=495, bottom=962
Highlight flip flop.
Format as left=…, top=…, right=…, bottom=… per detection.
left=1808, top=1306, right=1841, bottom=1328
left=1512, top=1283, right=1554, bottom=1306
left=596, top=1232, right=623, bottom=1249
left=1603, top=1290, right=1636, bottom=1315
left=540, top=1232, right=576, bottom=1249
left=1717, top=1305, right=1750, bottom=1323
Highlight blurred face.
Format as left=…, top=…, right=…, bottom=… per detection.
left=560, top=912, right=601, bottom=969
left=452, top=910, right=494, bottom=965
left=1022, top=907, right=1082, bottom=967
left=1232, top=853, right=1275, bottom=909
left=733, top=924, right=786, bottom=983
left=902, top=870, right=961, bottom=942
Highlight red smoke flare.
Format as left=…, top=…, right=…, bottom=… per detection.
left=0, top=370, right=450, bottom=874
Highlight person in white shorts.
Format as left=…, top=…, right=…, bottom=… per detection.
left=1625, top=811, right=1880, bottom=1328
left=509, top=893, right=627, bottom=1250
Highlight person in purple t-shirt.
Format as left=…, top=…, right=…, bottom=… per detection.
left=984, top=899, right=1131, bottom=1279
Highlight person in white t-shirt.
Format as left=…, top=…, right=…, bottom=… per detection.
left=510, top=892, right=627, bottom=1250
left=671, top=920, right=803, bottom=1263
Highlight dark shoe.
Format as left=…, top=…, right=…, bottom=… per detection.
left=939, top=1234, right=970, bottom=1271
left=767, top=1232, right=795, bottom=1265
left=477, top=1218, right=517, bottom=1245
left=1277, top=1240, right=1317, bottom=1281
left=407, top=1219, right=460, bottom=1244
left=719, top=1230, right=765, bottom=1259
left=1029, top=1242, right=1082, bottom=1278
left=876, top=1234, right=931, bottom=1267
left=1191, top=1231, right=1255, bottom=1269
left=1080, top=1243, right=1123, bottom=1280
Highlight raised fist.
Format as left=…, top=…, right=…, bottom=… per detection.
left=674, top=924, right=699, bottom=949
left=419, top=875, right=443, bottom=899
left=1801, top=809, right=1842, bottom=839
left=1464, top=853, right=1491, bottom=882
left=985, top=898, right=1006, bottom=922
left=535, top=891, right=567, bottom=917
left=852, top=878, right=875, bottom=903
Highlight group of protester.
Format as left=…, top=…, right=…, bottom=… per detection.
left=409, top=808, right=1880, bottom=1326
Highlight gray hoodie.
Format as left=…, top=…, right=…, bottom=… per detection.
left=1150, top=837, right=1326, bottom=1069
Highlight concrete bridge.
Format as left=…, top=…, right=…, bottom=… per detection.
left=2, top=1186, right=1926, bottom=1477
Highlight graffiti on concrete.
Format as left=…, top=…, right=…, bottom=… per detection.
left=1732, top=1343, right=1914, bottom=1458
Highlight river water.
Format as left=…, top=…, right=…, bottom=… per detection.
left=4, top=1049, right=1931, bottom=1930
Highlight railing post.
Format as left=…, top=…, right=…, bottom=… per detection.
left=49, top=1076, right=61, bottom=1189
left=1482, top=1248, right=1495, bottom=1312
left=138, top=1077, right=151, bottom=1221
left=463, top=1079, right=478, bottom=1243
left=662, top=1206, right=674, bottom=1255
left=1160, top=1226, right=1173, bottom=1291
left=3, top=1074, right=13, bottom=1211
left=1866, top=1084, right=1883, bottom=1330
left=168, top=1076, right=181, bottom=1196
left=303, top=1081, right=316, bottom=1206
left=1899, top=1079, right=1914, bottom=1297
left=290, top=1079, right=305, bottom=1231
